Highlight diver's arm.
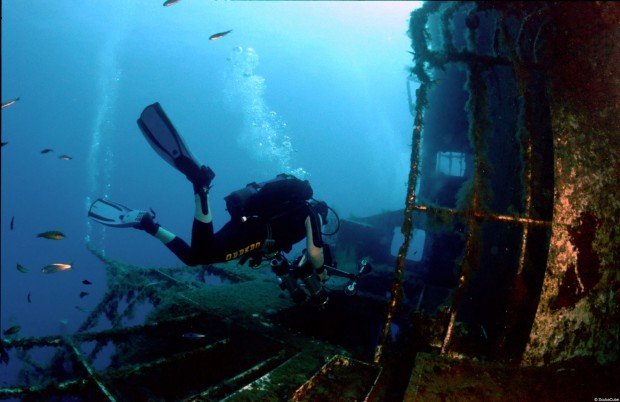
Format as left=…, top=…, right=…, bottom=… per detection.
left=304, top=215, right=324, bottom=269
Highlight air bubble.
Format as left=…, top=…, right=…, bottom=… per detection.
left=222, top=46, right=308, bottom=178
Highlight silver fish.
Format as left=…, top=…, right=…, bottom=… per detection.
left=1, top=97, right=20, bottom=109
left=42, top=263, right=72, bottom=274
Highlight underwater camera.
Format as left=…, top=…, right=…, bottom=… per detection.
left=269, top=252, right=372, bottom=304
left=270, top=253, right=308, bottom=304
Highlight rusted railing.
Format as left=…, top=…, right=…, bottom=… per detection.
left=374, top=1, right=553, bottom=364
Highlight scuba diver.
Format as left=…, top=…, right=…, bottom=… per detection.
left=88, top=103, right=330, bottom=305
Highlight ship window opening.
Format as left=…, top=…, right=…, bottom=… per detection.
left=436, top=151, right=466, bottom=177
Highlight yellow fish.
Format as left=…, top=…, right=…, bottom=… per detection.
left=37, top=231, right=66, bottom=240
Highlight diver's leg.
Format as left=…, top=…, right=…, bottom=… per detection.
left=164, top=235, right=201, bottom=266
left=137, top=213, right=202, bottom=266
left=190, top=178, right=215, bottom=252
left=138, top=165, right=216, bottom=265
left=201, top=220, right=266, bottom=263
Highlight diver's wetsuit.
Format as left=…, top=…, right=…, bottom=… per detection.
left=163, top=202, right=324, bottom=266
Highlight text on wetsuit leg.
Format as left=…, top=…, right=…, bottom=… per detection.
left=225, top=241, right=262, bottom=261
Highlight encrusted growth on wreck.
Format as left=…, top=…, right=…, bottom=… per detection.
left=1, top=245, right=381, bottom=400
left=523, top=2, right=620, bottom=364
left=376, top=0, right=556, bottom=367
left=373, top=1, right=440, bottom=366
left=382, top=0, right=617, bottom=374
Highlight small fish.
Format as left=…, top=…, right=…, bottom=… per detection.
left=1, top=142, right=7, bottom=147
left=37, top=231, right=66, bottom=240
left=82, top=279, right=92, bottom=285
left=10, top=216, right=14, bottom=230
left=163, top=0, right=180, bottom=6
left=79, top=291, right=88, bottom=299
left=209, top=30, right=232, bottom=41
left=182, top=332, right=206, bottom=340
left=16, top=263, right=28, bottom=273
left=41, top=262, right=72, bottom=274
left=1, top=97, right=20, bottom=109
left=40, top=148, right=53, bottom=154
left=59, top=319, right=68, bottom=326
left=75, top=306, right=89, bottom=313
left=3, top=325, right=20, bottom=336
left=58, top=154, right=72, bottom=160
left=27, top=292, right=32, bottom=303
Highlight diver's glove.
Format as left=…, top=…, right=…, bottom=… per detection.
left=136, top=212, right=160, bottom=236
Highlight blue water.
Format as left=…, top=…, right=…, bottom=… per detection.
left=1, top=0, right=422, bottom=384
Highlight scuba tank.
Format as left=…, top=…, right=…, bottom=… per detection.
left=225, top=173, right=313, bottom=221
